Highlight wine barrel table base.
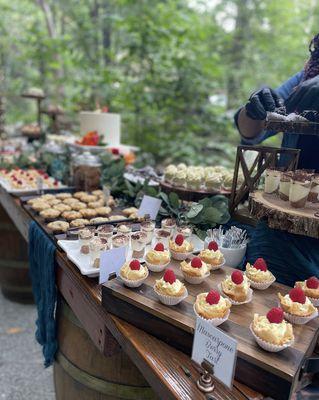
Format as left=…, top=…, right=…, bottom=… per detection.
left=0, top=204, right=33, bottom=303
left=54, top=299, right=156, bottom=400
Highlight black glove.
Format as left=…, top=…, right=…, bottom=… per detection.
left=245, top=87, right=283, bottom=120
left=285, top=76, right=319, bottom=113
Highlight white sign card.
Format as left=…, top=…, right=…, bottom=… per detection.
left=99, top=246, right=127, bottom=284
left=137, top=195, right=162, bottom=220
left=191, top=317, right=237, bottom=389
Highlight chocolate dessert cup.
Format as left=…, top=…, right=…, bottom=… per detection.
left=279, top=172, right=293, bottom=201
left=308, top=174, right=319, bottom=203
left=289, top=172, right=313, bottom=208
left=264, top=168, right=281, bottom=194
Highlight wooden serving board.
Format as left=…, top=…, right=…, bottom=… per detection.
left=249, top=191, right=319, bottom=239
left=102, top=262, right=319, bottom=400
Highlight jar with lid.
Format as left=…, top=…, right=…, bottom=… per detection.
left=72, top=151, right=101, bottom=192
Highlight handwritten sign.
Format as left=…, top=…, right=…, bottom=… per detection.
left=99, top=246, right=127, bottom=284
left=191, top=318, right=237, bottom=389
left=137, top=195, right=162, bottom=220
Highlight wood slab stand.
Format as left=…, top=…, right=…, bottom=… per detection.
left=249, top=191, right=319, bottom=239
left=102, top=262, right=319, bottom=400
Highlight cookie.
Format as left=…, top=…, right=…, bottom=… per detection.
left=73, top=191, right=87, bottom=200
left=69, top=218, right=90, bottom=228
left=90, top=217, right=109, bottom=224
left=80, top=194, right=98, bottom=203
left=31, top=202, right=50, bottom=212
left=80, top=208, right=97, bottom=219
left=95, top=207, right=112, bottom=217
left=54, top=203, right=72, bottom=212
left=88, top=200, right=105, bottom=209
left=40, top=209, right=61, bottom=221
left=61, top=211, right=83, bottom=221
left=71, top=202, right=87, bottom=211
left=47, top=220, right=69, bottom=233
left=47, top=198, right=62, bottom=206
left=56, top=192, right=73, bottom=200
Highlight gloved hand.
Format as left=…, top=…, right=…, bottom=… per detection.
left=285, top=76, right=319, bottom=113
left=245, top=87, right=284, bottom=120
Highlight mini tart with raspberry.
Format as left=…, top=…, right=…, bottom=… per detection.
left=199, top=249, right=224, bottom=267
left=252, top=308, right=294, bottom=346
left=169, top=235, right=194, bottom=253
left=245, top=258, right=275, bottom=283
left=221, top=270, right=250, bottom=303
left=278, top=288, right=316, bottom=317
left=120, top=260, right=148, bottom=281
left=154, top=269, right=186, bottom=297
left=295, top=277, right=319, bottom=300
left=145, top=243, right=170, bottom=266
left=180, top=257, right=209, bottom=278
left=195, top=291, right=231, bottom=319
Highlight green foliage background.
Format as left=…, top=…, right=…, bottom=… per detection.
left=1, top=0, right=318, bottom=165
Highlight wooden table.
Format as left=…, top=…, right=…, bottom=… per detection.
left=0, top=186, right=265, bottom=399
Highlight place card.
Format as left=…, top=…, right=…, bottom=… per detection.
left=137, top=195, right=162, bottom=220
left=99, top=246, right=127, bottom=284
left=191, top=317, right=237, bottom=389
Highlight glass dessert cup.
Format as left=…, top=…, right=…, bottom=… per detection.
left=117, top=224, right=132, bottom=236
left=140, top=221, right=155, bottom=244
left=264, top=169, right=281, bottom=194
left=289, top=178, right=312, bottom=208
left=130, top=231, right=148, bottom=259
left=279, top=172, right=292, bottom=201
left=112, top=233, right=129, bottom=249
left=308, top=175, right=319, bottom=203
left=154, top=229, right=171, bottom=248
left=176, top=225, right=192, bottom=239
left=78, top=228, right=95, bottom=255
left=161, top=218, right=176, bottom=234
left=89, top=238, right=108, bottom=268
left=97, top=224, right=114, bottom=246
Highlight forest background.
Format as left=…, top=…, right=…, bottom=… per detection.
left=1, top=0, right=318, bottom=167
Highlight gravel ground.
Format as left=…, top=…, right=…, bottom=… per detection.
left=0, top=291, right=55, bottom=400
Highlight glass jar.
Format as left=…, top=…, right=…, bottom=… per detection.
left=72, top=151, right=101, bottom=192
left=97, top=224, right=114, bottom=246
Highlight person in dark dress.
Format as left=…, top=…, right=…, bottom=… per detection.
left=234, top=34, right=319, bottom=286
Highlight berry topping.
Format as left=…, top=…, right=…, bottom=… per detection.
left=267, top=307, right=284, bottom=324
left=43, top=173, right=49, bottom=179
left=206, top=290, right=220, bottom=305
left=306, top=276, right=319, bottom=289
left=129, top=259, right=141, bottom=270
left=163, top=269, right=176, bottom=284
left=231, top=270, right=244, bottom=285
left=154, top=243, right=165, bottom=252
left=289, top=287, right=306, bottom=304
left=253, top=258, right=267, bottom=272
left=191, top=257, right=202, bottom=268
left=208, top=241, right=218, bottom=251
left=54, top=179, right=59, bottom=186
left=175, top=234, right=184, bottom=246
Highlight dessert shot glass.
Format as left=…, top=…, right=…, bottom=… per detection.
left=89, top=238, right=108, bottom=268
left=78, top=227, right=95, bottom=255
left=97, top=224, right=114, bottom=246
left=279, top=171, right=293, bottom=201
left=140, top=221, right=155, bottom=244
left=154, top=229, right=171, bottom=248
left=130, top=231, right=148, bottom=259
left=264, top=168, right=281, bottom=194
left=289, top=172, right=313, bottom=209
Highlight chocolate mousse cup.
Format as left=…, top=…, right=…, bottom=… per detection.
left=264, top=168, right=281, bottom=194
left=131, top=231, right=148, bottom=258
left=279, top=172, right=293, bottom=201
left=289, top=173, right=313, bottom=208
left=308, top=174, right=319, bottom=203
left=161, top=218, right=176, bottom=234
left=154, top=229, right=171, bottom=247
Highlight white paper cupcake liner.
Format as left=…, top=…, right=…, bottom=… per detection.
left=246, top=275, right=276, bottom=290
left=193, top=305, right=230, bottom=327
left=282, top=309, right=318, bottom=325
left=308, top=296, right=319, bottom=307
left=119, top=269, right=149, bottom=288
left=218, top=283, right=253, bottom=305
left=208, top=259, right=225, bottom=271
left=182, top=271, right=210, bottom=285
left=145, top=260, right=170, bottom=273
left=170, top=249, right=193, bottom=261
left=154, top=286, right=188, bottom=306
left=249, top=324, right=294, bottom=352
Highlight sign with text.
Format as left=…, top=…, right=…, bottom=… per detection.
left=137, top=195, right=162, bottom=220
left=191, top=317, right=237, bottom=389
left=99, top=246, right=127, bottom=284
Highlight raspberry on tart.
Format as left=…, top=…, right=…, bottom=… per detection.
left=191, top=257, right=202, bottom=268
left=175, top=234, right=184, bottom=246
left=289, top=287, right=306, bottom=304
left=206, top=290, right=220, bottom=305
left=154, top=243, right=165, bottom=252
left=208, top=241, right=218, bottom=251
left=231, top=270, right=244, bottom=285
left=267, top=307, right=284, bottom=324
left=306, top=276, right=319, bottom=289
left=254, top=258, right=267, bottom=271
left=163, top=269, right=176, bottom=284
left=129, top=259, right=141, bottom=270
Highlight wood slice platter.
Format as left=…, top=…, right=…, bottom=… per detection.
left=102, top=262, right=319, bottom=400
left=249, top=191, right=319, bottom=239
left=160, top=180, right=231, bottom=202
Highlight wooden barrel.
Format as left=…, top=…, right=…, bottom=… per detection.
left=0, top=204, right=33, bottom=303
left=54, top=300, right=156, bottom=400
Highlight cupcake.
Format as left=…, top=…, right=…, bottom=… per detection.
left=295, top=276, right=319, bottom=306
left=164, top=164, right=177, bottom=183
left=169, top=234, right=194, bottom=261
left=154, top=269, right=187, bottom=305
left=220, top=270, right=252, bottom=304
left=205, top=173, right=222, bottom=191
left=145, top=243, right=171, bottom=272
left=251, top=307, right=294, bottom=352
left=199, top=240, right=224, bottom=270
left=278, top=287, right=318, bottom=324
left=186, top=172, right=202, bottom=190
left=172, top=170, right=187, bottom=188
left=245, top=258, right=275, bottom=289
left=119, top=259, right=149, bottom=288
left=221, top=172, right=234, bottom=191
left=180, top=257, right=210, bottom=284
left=194, top=290, right=231, bottom=326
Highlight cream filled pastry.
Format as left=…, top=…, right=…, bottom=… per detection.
left=169, top=234, right=194, bottom=253
left=278, top=287, right=316, bottom=317
left=195, top=290, right=231, bottom=319
left=120, top=260, right=148, bottom=281
left=221, top=270, right=250, bottom=302
left=200, top=240, right=224, bottom=267
left=245, top=258, right=275, bottom=283
left=252, top=308, right=294, bottom=346
left=295, top=276, right=319, bottom=299
left=145, top=243, right=170, bottom=265
left=180, top=257, right=209, bottom=277
left=154, top=269, right=186, bottom=297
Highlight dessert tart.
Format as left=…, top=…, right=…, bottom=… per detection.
left=31, top=201, right=50, bottom=212
left=39, top=209, right=61, bottom=221
left=154, top=269, right=188, bottom=305
left=199, top=240, right=225, bottom=270
left=295, top=276, right=319, bottom=306
left=47, top=220, right=69, bottom=233
left=71, top=202, right=87, bottom=211
left=119, top=259, right=149, bottom=288
left=47, top=198, right=62, bottom=206
left=122, top=207, right=138, bottom=217
left=80, top=208, right=97, bottom=219
left=95, top=207, right=112, bottom=217
left=80, top=194, right=98, bottom=203
left=278, top=287, right=318, bottom=324
left=90, top=217, right=109, bottom=224
left=250, top=307, right=294, bottom=352
left=245, top=258, right=275, bottom=289
left=169, top=234, right=194, bottom=261
left=264, top=168, right=281, bottom=194
left=145, top=243, right=171, bottom=272
left=53, top=203, right=72, bottom=213
left=73, top=191, right=87, bottom=200
left=180, top=257, right=210, bottom=284
left=220, top=270, right=252, bottom=304
left=88, top=200, right=105, bottom=209
left=69, top=218, right=90, bottom=228
left=55, top=192, right=72, bottom=200
left=61, top=211, right=83, bottom=221
left=194, top=290, right=231, bottom=326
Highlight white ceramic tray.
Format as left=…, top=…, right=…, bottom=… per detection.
left=0, top=177, right=67, bottom=194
